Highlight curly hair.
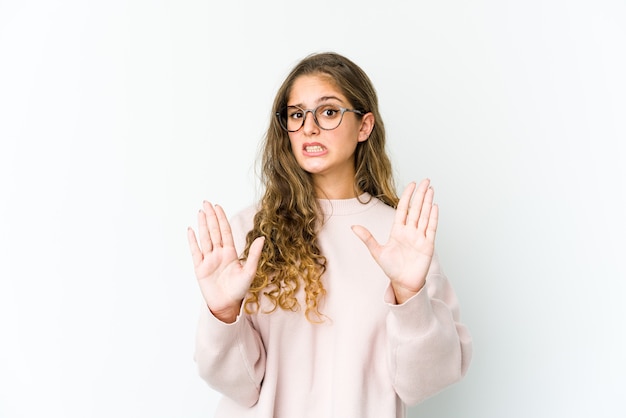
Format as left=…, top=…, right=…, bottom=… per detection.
left=241, top=52, right=399, bottom=322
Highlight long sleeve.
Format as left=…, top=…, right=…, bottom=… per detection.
left=194, top=205, right=266, bottom=407
left=194, top=304, right=266, bottom=407
left=384, top=255, right=472, bottom=405
left=192, top=198, right=471, bottom=417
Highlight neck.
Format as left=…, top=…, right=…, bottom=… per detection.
left=313, top=175, right=359, bottom=199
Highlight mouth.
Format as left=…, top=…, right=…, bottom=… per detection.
left=304, top=144, right=325, bottom=153
left=302, top=143, right=328, bottom=156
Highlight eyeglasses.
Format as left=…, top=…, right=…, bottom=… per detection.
left=276, top=104, right=365, bottom=132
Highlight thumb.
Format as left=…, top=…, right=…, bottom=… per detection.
left=242, top=236, right=265, bottom=278
left=351, top=225, right=382, bottom=259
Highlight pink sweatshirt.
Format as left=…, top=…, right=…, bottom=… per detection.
left=195, top=194, right=472, bottom=418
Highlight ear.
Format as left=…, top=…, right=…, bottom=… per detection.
left=357, top=112, right=375, bottom=143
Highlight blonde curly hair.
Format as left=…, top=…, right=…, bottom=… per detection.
left=241, top=52, right=399, bottom=322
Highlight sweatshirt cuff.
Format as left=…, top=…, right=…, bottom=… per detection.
left=384, top=283, right=436, bottom=337
left=196, top=302, right=246, bottom=347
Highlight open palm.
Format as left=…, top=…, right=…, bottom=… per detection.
left=352, top=179, right=438, bottom=304
left=187, top=201, right=264, bottom=322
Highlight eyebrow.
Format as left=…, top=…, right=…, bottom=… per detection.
left=288, top=95, right=346, bottom=108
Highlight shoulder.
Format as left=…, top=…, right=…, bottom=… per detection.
left=360, top=195, right=396, bottom=220
left=229, top=205, right=257, bottom=230
left=229, top=204, right=258, bottom=254
left=371, top=195, right=396, bottom=215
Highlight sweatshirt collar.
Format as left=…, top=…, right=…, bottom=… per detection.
left=317, top=193, right=379, bottom=216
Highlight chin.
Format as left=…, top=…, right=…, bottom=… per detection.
left=296, top=160, right=326, bottom=175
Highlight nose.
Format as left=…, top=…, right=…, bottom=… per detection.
left=301, top=110, right=319, bottom=135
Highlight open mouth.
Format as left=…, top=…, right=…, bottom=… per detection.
left=304, top=144, right=325, bottom=153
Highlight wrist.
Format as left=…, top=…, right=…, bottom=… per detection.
left=208, top=301, right=242, bottom=324
left=391, top=282, right=424, bottom=305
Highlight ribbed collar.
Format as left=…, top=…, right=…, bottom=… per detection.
left=317, top=193, right=380, bottom=217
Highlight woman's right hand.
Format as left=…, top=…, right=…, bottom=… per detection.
left=187, top=201, right=265, bottom=323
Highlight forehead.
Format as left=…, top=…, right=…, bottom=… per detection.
left=287, top=74, right=347, bottom=106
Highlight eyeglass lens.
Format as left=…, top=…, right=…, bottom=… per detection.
left=279, top=105, right=345, bottom=132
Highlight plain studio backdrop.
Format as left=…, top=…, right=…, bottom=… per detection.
left=1, top=1, right=624, bottom=417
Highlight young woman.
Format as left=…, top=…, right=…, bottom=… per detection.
left=187, top=52, right=472, bottom=418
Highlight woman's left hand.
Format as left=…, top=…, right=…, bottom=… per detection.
left=352, top=179, right=438, bottom=304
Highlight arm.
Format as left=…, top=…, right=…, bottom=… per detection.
left=352, top=179, right=472, bottom=404
left=194, top=303, right=266, bottom=407
left=188, top=202, right=266, bottom=406
left=384, top=255, right=472, bottom=405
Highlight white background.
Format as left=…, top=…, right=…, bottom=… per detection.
left=1, top=1, right=625, bottom=417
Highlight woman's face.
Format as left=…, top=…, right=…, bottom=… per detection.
left=286, top=74, right=374, bottom=196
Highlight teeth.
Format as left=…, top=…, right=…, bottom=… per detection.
left=306, top=145, right=324, bottom=152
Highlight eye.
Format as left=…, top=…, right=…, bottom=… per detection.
left=317, top=105, right=341, bottom=119
left=287, top=107, right=304, bottom=119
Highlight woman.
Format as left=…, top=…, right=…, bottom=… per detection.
left=187, top=52, right=472, bottom=418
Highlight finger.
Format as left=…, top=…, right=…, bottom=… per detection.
left=394, top=182, right=416, bottom=225
left=242, top=236, right=265, bottom=278
left=426, top=203, right=439, bottom=242
left=197, top=207, right=212, bottom=253
left=187, top=227, right=203, bottom=267
left=407, top=178, right=430, bottom=227
left=417, top=186, right=434, bottom=233
left=214, top=205, right=234, bottom=248
left=203, top=201, right=223, bottom=248
left=351, top=225, right=382, bottom=260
